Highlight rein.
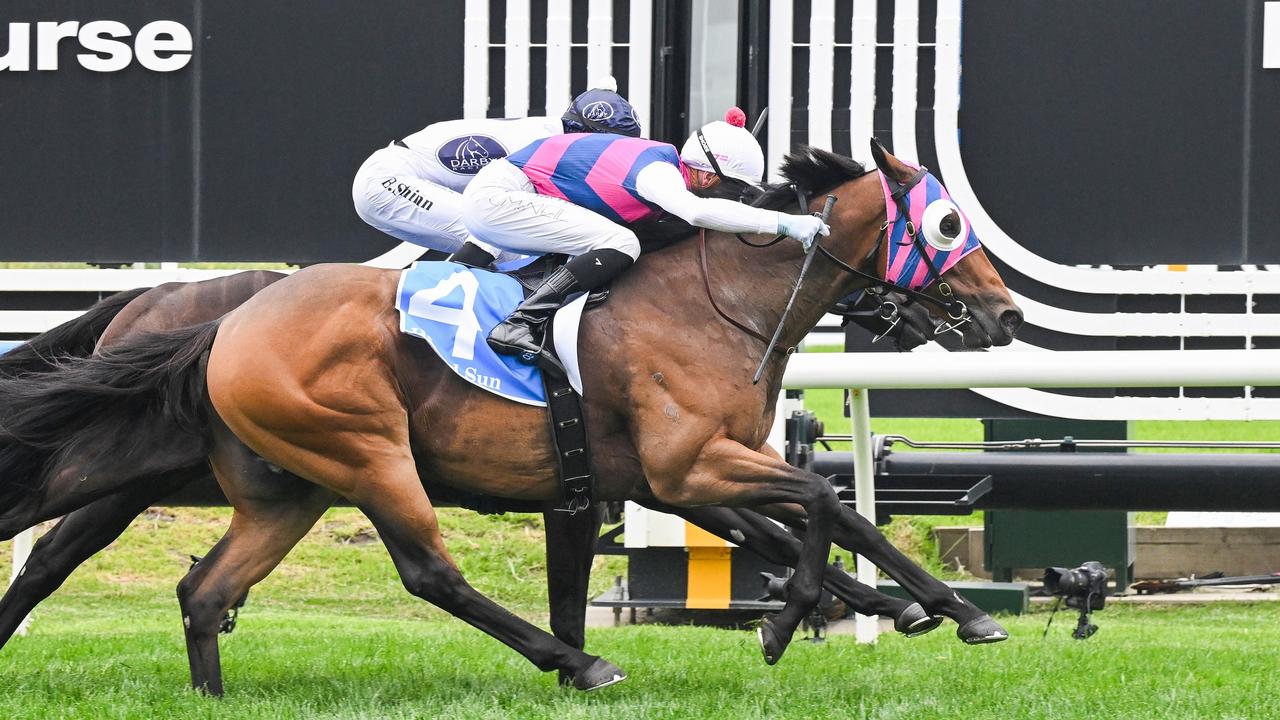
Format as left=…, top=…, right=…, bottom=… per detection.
left=696, top=184, right=828, bottom=356
left=697, top=231, right=780, bottom=349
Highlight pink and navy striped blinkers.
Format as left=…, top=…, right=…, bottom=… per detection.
left=876, top=167, right=982, bottom=292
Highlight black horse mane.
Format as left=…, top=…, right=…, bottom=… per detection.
left=635, top=145, right=869, bottom=251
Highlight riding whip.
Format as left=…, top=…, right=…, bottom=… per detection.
left=752, top=194, right=837, bottom=384
left=750, top=107, right=769, bottom=139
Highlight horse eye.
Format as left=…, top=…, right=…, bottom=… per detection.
left=939, top=210, right=961, bottom=238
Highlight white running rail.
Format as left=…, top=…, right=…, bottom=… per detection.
left=7, top=529, right=32, bottom=636
left=782, top=347, right=1280, bottom=643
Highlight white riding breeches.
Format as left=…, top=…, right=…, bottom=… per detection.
left=461, top=159, right=642, bottom=261
left=352, top=144, right=474, bottom=254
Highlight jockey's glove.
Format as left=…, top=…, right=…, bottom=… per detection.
left=776, top=213, right=832, bottom=250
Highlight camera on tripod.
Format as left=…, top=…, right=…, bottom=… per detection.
left=1042, top=561, right=1109, bottom=640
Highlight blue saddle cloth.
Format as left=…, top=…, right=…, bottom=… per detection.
left=396, top=261, right=546, bottom=406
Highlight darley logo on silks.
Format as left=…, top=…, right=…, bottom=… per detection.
left=437, top=135, right=507, bottom=175
left=581, top=101, right=615, bottom=122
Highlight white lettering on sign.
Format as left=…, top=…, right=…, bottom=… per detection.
left=0, top=20, right=193, bottom=72
left=78, top=21, right=133, bottom=72
left=1265, top=2, right=1279, bottom=69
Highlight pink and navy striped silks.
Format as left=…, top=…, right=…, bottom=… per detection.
left=506, top=133, right=687, bottom=225
left=877, top=167, right=982, bottom=292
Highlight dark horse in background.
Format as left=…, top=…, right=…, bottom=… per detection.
left=0, top=142, right=1020, bottom=693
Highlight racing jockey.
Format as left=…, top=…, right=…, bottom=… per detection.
left=351, top=79, right=641, bottom=267
left=460, top=108, right=830, bottom=366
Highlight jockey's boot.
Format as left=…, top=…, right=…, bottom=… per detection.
left=448, top=241, right=498, bottom=270
left=487, top=266, right=580, bottom=366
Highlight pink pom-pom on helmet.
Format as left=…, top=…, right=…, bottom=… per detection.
left=724, top=106, right=747, bottom=128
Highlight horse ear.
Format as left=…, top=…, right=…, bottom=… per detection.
left=869, top=137, right=892, bottom=174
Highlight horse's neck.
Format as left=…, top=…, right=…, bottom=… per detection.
left=594, top=230, right=848, bottom=435
left=612, top=229, right=849, bottom=377
left=695, top=230, right=848, bottom=348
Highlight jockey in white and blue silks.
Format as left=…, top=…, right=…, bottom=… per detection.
left=351, top=81, right=641, bottom=268
left=460, top=109, right=830, bottom=364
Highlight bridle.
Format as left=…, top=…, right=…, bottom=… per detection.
left=872, top=166, right=973, bottom=336
left=697, top=166, right=974, bottom=382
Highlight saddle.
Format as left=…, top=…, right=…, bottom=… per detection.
left=395, top=256, right=606, bottom=514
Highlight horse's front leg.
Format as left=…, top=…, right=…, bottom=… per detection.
left=542, top=502, right=604, bottom=686
left=642, top=436, right=841, bottom=665
left=640, top=501, right=940, bottom=636
left=764, top=502, right=1008, bottom=644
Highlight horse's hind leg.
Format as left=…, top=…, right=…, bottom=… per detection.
left=176, top=488, right=331, bottom=695
left=0, top=471, right=195, bottom=650
left=176, top=427, right=334, bottom=695
left=543, top=503, right=605, bottom=686
left=354, top=466, right=623, bottom=691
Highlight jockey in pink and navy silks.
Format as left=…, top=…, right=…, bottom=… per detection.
left=350, top=80, right=641, bottom=268
left=461, top=109, right=830, bottom=365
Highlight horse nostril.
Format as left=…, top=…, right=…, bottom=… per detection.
left=1000, top=308, right=1024, bottom=335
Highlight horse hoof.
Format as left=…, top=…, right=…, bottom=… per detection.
left=572, top=657, right=627, bottom=691
left=894, top=602, right=944, bottom=638
left=956, top=614, right=1009, bottom=644
left=757, top=617, right=789, bottom=666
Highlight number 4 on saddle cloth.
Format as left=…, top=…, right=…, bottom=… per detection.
left=395, top=261, right=590, bottom=405
left=396, top=260, right=596, bottom=511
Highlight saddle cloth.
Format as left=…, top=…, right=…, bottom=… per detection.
left=395, top=261, right=588, bottom=406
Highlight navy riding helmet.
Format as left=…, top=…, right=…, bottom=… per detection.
left=561, top=88, right=642, bottom=137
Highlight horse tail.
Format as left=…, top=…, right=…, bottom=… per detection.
left=0, top=287, right=150, bottom=378
left=0, top=320, right=221, bottom=517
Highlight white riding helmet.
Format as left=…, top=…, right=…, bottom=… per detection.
left=680, top=107, right=765, bottom=186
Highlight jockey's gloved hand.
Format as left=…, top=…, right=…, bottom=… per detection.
left=776, top=214, right=831, bottom=250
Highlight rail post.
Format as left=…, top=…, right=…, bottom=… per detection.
left=8, top=527, right=34, bottom=636
left=849, top=387, right=878, bottom=643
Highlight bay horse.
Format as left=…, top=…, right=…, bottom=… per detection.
left=0, top=142, right=1020, bottom=692
left=0, top=273, right=941, bottom=666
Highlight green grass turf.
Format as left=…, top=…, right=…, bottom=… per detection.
left=2, top=459, right=1278, bottom=717
left=0, top=508, right=624, bottom=622
left=2, top=602, right=1277, bottom=719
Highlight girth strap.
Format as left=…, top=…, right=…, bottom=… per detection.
left=540, top=334, right=595, bottom=514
